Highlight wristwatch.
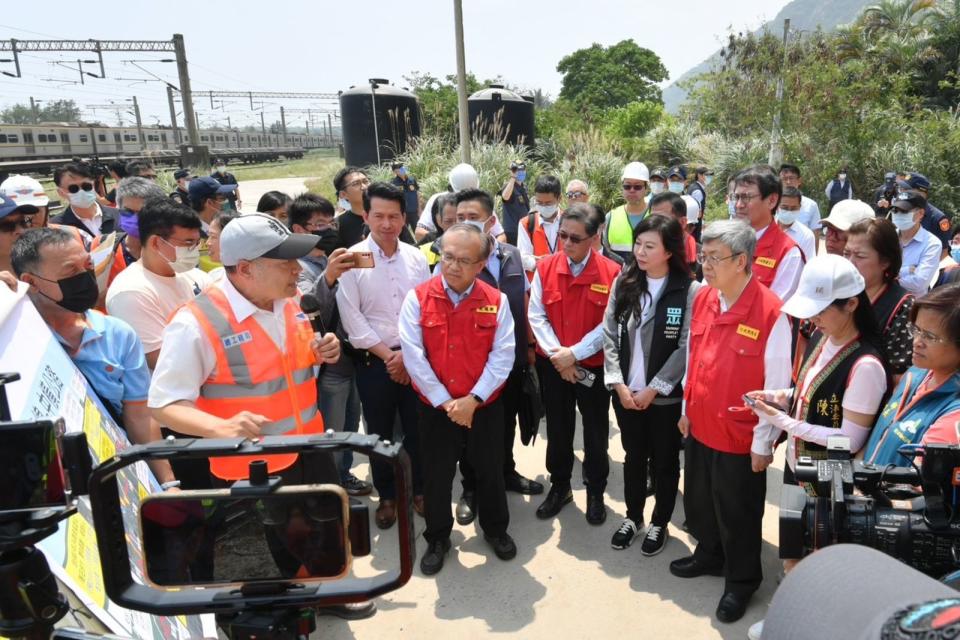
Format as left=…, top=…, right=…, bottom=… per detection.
left=470, top=393, right=484, bottom=404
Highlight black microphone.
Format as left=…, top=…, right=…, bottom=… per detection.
left=299, top=293, right=327, bottom=335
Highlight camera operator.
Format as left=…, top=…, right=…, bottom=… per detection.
left=863, top=283, right=960, bottom=466
left=872, top=171, right=900, bottom=218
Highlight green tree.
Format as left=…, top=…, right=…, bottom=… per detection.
left=556, top=40, right=668, bottom=117
left=403, top=71, right=499, bottom=143
left=1, top=99, right=82, bottom=124
left=604, top=101, right=663, bottom=139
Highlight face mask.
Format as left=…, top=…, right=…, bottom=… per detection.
left=398, top=167, right=407, bottom=177
left=338, top=198, right=351, bottom=212
left=179, top=180, right=191, bottom=190
left=728, top=201, right=736, bottom=218
left=649, top=182, right=665, bottom=195
left=668, top=181, right=685, bottom=194
left=68, top=189, right=97, bottom=209
left=776, top=209, right=799, bottom=225
left=312, top=228, right=339, bottom=255
left=462, top=218, right=491, bottom=235
left=536, top=204, right=559, bottom=220
left=516, top=171, right=526, bottom=182
left=952, top=246, right=960, bottom=263
left=119, top=210, right=140, bottom=238
left=705, top=175, right=713, bottom=186
left=838, top=173, right=847, bottom=182
left=34, top=269, right=99, bottom=313
left=891, top=212, right=916, bottom=232
left=160, top=238, right=200, bottom=273
left=215, top=166, right=226, bottom=174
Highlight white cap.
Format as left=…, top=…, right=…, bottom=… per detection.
left=0, top=174, right=48, bottom=209
left=781, top=254, right=865, bottom=319
left=449, top=163, right=479, bottom=191
left=220, top=213, right=319, bottom=266
left=822, top=199, right=874, bottom=232
left=681, top=194, right=700, bottom=220
left=621, top=162, right=649, bottom=182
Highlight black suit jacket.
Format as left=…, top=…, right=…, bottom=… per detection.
left=51, top=204, right=120, bottom=237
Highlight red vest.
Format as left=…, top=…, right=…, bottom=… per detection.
left=753, top=222, right=800, bottom=288
left=414, top=276, right=505, bottom=405
left=535, top=249, right=621, bottom=368
left=684, top=277, right=783, bottom=454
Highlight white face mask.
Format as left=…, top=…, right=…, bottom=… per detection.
left=649, top=182, right=665, bottom=195
left=776, top=209, right=800, bottom=225
left=891, top=211, right=916, bottom=232
left=215, top=166, right=226, bottom=174
left=68, top=189, right=98, bottom=209
left=704, top=175, right=713, bottom=186
left=668, top=181, right=685, bottom=194
left=838, top=173, right=847, bottom=182
left=338, top=198, right=351, bottom=212
left=161, top=238, right=200, bottom=273
left=536, top=204, right=559, bottom=220
left=461, top=218, right=492, bottom=235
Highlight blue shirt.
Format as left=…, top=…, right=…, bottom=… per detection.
left=899, top=226, right=942, bottom=296
left=54, top=310, right=150, bottom=417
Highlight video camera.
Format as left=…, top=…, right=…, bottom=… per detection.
left=780, top=436, right=960, bottom=578
left=0, top=372, right=415, bottom=640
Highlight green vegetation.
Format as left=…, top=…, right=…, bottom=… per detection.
left=1, top=99, right=83, bottom=124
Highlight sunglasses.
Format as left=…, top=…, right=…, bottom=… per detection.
left=622, top=184, right=646, bottom=191
left=0, top=217, right=31, bottom=233
left=66, top=182, right=94, bottom=194
left=558, top=230, right=591, bottom=244
left=566, top=191, right=587, bottom=199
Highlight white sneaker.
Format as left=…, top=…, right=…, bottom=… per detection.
left=747, top=619, right=764, bottom=640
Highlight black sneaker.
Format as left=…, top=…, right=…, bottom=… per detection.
left=343, top=473, right=373, bottom=496
left=420, top=538, right=451, bottom=576
left=610, top=518, right=641, bottom=550
left=640, top=524, right=668, bottom=556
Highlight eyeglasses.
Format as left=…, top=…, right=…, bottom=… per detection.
left=345, top=178, right=370, bottom=190
left=0, top=217, right=31, bottom=233
left=440, top=253, right=481, bottom=267
left=566, top=191, right=587, bottom=199
left=66, top=182, right=94, bottom=194
left=697, top=251, right=742, bottom=266
left=622, top=184, right=646, bottom=191
left=907, top=323, right=952, bottom=345
left=731, top=193, right=762, bottom=204
left=558, top=230, right=592, bottom=244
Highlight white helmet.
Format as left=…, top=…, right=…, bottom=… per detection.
left=621, top=162, right=650, bottom=182
left=448, top=163, right=479, bottom=191
left=0, top=174, right=49, bottom=208
left=681, top=195, right=700, bottom=220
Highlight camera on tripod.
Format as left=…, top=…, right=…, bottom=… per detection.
left=780, top=435, right=960, bottom=578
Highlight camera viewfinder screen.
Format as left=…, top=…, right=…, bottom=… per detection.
left=0, top=421, right=66, bottom=511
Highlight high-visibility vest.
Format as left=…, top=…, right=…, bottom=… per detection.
left=607, top=205, right=639, bottom=253
left=522, top=213, right=557, bottom=281
left=185, top=286, right=325, bottom=480
left=420, top=241, right=441, bottom=271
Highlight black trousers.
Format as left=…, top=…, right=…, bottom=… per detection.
left=537, top=356, right=611, bottom=495
left=460, top=366, right=523, bottom=491
left=419, top=399, right=509, bottom=544
left=613, top=397, right=682, bottom=526
left=683, top=435, right=766, bottom=596
left=355, top=355, right=423, bottom=499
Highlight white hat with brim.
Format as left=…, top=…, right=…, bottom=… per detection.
left=821, top=199, right=875, bottom=232
left=220, top=213, right=319, bottom=267
left=781, top=254, right=866, bottom=319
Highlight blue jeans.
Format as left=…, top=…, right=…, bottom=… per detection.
left=318, top=369, right=362, bottom=482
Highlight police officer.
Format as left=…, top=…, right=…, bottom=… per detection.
left=391, top=162, right=420, bottom=230
left=211, top=159, right=241, bottom=211
left=897, top=172, right=951, bottom=255
left=400, top=223, right=517, bottom=575
left=170, top=169, right=192, bottom=205
left=501, top=161, right=531, bottom=246
left=687, top=166, right=710, bottom=242
left=529, top=203, right=622, bottom=524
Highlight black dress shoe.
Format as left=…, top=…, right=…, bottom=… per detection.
left=316, top=600, right=377, bottom=620
left=668, top=555, right=724, bottom=579
left=420, top=538, right=452, bottom=576
left=716, top=591, right=751, bottom=623
left=505, top=473, right=544, bottom=495
left=483, top=532, right=517, bottom=560
left=455, top=491, right=476, bottom=525
left=535, top=486, right=573, bottom=519
left=585, top=493, right=606, bottom=525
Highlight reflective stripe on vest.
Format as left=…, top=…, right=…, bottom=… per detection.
left=607, top=206, right=635, bottom=252
left=186, top=287, right=324, bottom=480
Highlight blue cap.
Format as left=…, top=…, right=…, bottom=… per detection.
left=187, top=176, right=237, bottom=203
left=0, top=194, right=20, bottom=220
left=898, top=172, right=930, bottom=192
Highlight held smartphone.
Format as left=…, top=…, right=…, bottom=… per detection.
left=351, top=251, right=375, bottom=268
left=574, top=366, right=597, bottom=388
left=140, top=484, right=351, bottom=587
left=742, top=394, right=759, bottom=409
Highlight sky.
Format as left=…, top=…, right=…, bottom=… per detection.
left=0, top=0, right=790, bottom=130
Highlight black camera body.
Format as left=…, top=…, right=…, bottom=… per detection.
left=780, top=439, right=960, bottom=578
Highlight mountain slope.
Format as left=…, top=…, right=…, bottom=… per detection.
left=662, top=0, right=874, bottom=113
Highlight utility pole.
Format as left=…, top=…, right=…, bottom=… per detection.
left=327, top=113, right=333, bottom=145
left=369, top=80, right=381, bottom=164
left=305, top=119, right=310, bottom=135
left=29, top=97, right=39, bottom=123
left=260, top=111, right=266, bottom=136
left=768, top=18, right=790, bottom=168
left=131, top=96, right=143, bottom=148
left=453, top=0, right=471, bottom=163
left=280, top=105, right=288, bottom=146
left=227, top=115, right=232, bottom=130
left=172, top=33, right=199, bottom=149
left=167, top=84, right=180, bottom=144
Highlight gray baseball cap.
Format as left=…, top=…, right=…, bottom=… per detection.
left=219, top=213, right=319, bottom=266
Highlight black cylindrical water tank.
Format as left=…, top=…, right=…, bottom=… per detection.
left=467, top=85, right=535, bottom=147
left=339, top=79, right=422, bottom=167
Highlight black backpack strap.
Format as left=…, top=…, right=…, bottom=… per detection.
left=526, top=212, right=537, bottom=236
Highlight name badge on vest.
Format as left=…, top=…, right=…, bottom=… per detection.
left=222, top=331, right=253, bottom=349
left=736, top=324, right=760, bottom=340
left=755, top=256, right=777, bottom=269
left=476, top=305, right=498, bottom=314
left=590, top=284, right=609, bottom=294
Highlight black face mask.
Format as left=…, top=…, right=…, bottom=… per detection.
left=313, top=228, right=339, bottom=255
left=33, top=269, right=99, bottom=313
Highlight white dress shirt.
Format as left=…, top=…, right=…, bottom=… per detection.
left=797, top=196, right=822, bottom=232
left=783, top=221, right=817, bottom=261
left=335, top=235, right=431, bottom=350
left=528, top=252, right=605, bottom=363
left=756, top=224, right=804, bottom=301
left=75, top=204, right=104, bottom=236
left=399, top=277, right=515, bottom=407
left=517, top=214, right=561, bottom=272
left=899, top=226, right=942, bottom=297
left=148, top=276, right=292, bottom=408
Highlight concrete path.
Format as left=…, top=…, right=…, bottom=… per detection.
left=236, top=177, right=317, bottom=212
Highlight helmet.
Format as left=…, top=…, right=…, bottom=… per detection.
left=448, top=163, right=479, bottom=191
left=0, top=174, right=49, bottom=208
left=621, top=162, right=650, bottom=182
